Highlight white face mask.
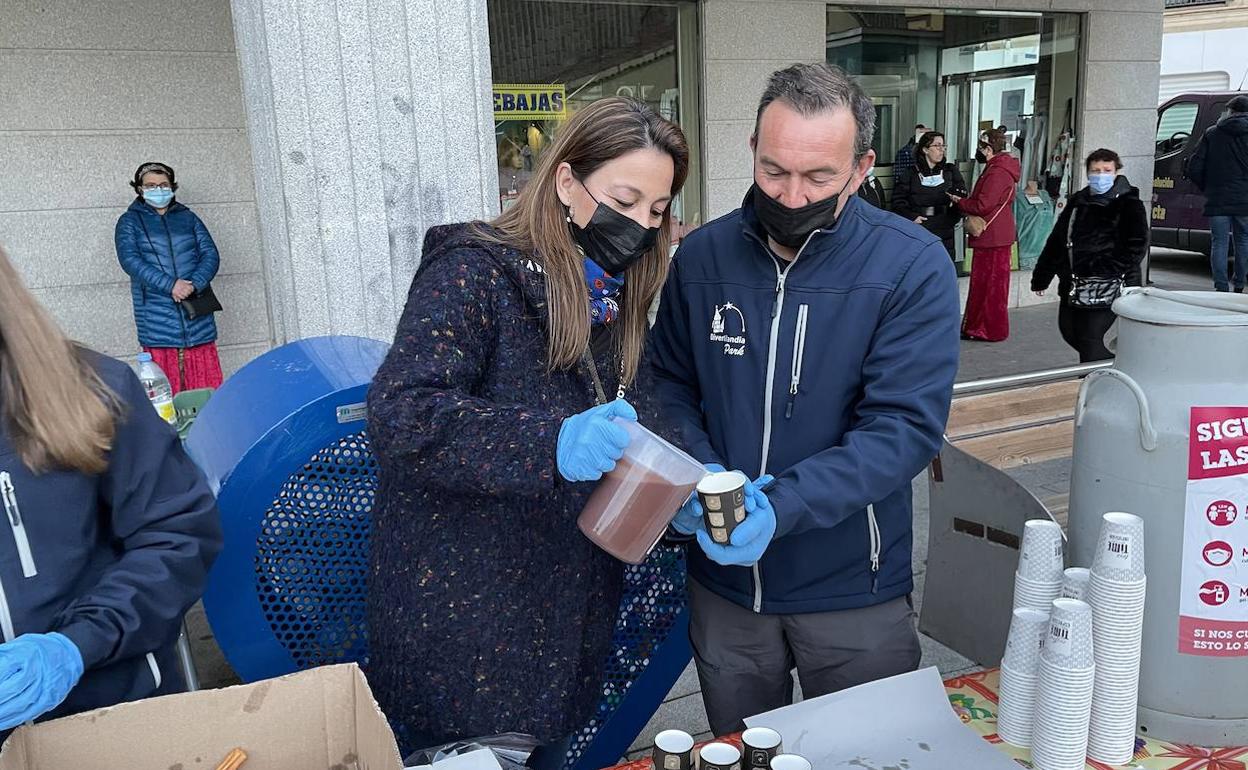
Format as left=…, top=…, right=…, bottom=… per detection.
left=920, top=173, right=945, bottom=188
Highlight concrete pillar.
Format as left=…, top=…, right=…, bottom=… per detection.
left=1079, top=4, right=1165, bottom=204
left=700, top=0, right=827, bottom=220
left=230, top=0, right=499, bottom=344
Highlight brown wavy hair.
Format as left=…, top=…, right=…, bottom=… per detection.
left=0, top=246, right=118, bottom=474
left=481, top=97, right=689, bottom=386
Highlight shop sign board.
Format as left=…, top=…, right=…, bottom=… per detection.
left=493, top=84, right=566, bottom=120
left=1180, top=406, right=1248, bottom=656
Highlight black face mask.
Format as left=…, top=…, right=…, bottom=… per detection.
left=568, top=182, right=659, bottom=275
left=975, top=149, right=989, bottom=164
left=750, top=175, right=853, bottom=249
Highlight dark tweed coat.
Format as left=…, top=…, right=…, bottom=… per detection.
left=366, top=223, right=643, bottom=750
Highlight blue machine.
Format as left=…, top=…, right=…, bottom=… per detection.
left=186, top=335, right=692, bottom=768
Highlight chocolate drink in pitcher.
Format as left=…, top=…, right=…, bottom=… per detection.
left=578, top=454, right=702, bottom=564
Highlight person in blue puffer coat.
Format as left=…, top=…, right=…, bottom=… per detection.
left=114, top=162, right=223, bottom=393
left=0, top=245, right=221, bottom=734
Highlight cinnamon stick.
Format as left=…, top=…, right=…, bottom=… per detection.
left=215, top=747, right=247, bottom=770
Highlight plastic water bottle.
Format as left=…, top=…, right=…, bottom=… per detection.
left=136, top=353, right=176, bottom=425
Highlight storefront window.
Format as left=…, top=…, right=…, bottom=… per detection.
left=828, top=6, right=1081, bottom=268
left=486, top=0, right=703, bottom=234
left=828, top=7, right=1080, bottom=189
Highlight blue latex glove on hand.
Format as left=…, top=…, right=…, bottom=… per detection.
left=0, top=633, right=84, bottom=730
left=557, top=399, right=637, bottom=482
left=696, top=474, right=777, bottom=567
left=671, top=464, right=726, bottom=535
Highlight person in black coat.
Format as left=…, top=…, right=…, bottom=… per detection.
left=890, top=131, right=967, bottom=258
left=1032, top=149, right=1149, bottom=362
left=364, top=98, right=689, bottom=764
left=857, top=165, right=887, bottom=209
left=1188, top=95, right=1248, bottom=292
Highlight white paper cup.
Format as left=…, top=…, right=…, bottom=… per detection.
left=997, top=662, right=1041, bottom=747
left=1059, top=567, right=1091, bottom=601
left=1092, top=512, right=1145, bottom=582
left=1019, top=519, right=1065, bottom=581
left=1003, top=607, right=1050, bottom=673
left=1014, top=572, right=1063, bottom=611
left=769, top=755, right=811, bottom=770
left=1041, top=598, right=1095, bottom=670
left=700, top=742, right=742, bottom=770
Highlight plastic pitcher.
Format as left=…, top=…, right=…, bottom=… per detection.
left=577, top=420, right=707, bottom=564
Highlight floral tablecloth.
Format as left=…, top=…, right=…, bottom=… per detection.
left=607, top=668, right=1248, bottom=770
left=945, top=668, right=1247, bottom=769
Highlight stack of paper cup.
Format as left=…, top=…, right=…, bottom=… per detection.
left=1014, top=520, right=1065, bottom=611
left=1060, top=567, right=1091, bottom=601
left=1031, top=598, right=1096, bottom=770
left=997, top=607, right=1050, bottom=747
left=1087, top=512, right=1147, bottom=765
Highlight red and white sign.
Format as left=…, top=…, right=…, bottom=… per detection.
left=1181, top=407, right=1248, bottom=656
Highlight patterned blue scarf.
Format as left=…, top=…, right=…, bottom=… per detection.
left=584, top=257, right=625, bottom=326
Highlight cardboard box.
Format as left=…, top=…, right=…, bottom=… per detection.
left=0, top=663, right=404, bottom=770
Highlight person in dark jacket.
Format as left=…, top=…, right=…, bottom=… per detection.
left=892, top=124, right=927, bottom=173
left=365, top=98, right=689, bottom=763
left=0, top=246, right=221, bottom=731
left=951, top=130, right=1021, bottom=342
left=651, top=63, right=960, bottom=736
left=891, top=130, right=967, bottom=258
left=856, top=164, right=887, bottom=209
left=115, top=162, right=223, bottom=393
left=1188, top=95, right=1248, bottom=292
left=1032, top=149, right=1148, bottom=362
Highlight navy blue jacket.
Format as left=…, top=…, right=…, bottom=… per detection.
left=367, top=224, right=676, bottom=749
left=650, top=194, right=960, bottom=614
left=115, top=199, right=220, bottom=348
left=0, top=352, right=221, bottom=720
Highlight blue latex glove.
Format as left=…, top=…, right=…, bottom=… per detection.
left=0, top=633, right=84, bottom=730
left=697, top=474, right=777, bottom=567
left=557, top=399, right=637, bottom=482
left=671, top=464, right=726, bottom=535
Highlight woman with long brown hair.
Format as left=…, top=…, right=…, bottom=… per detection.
left=366, top=97, right=689, bottom=762
left=0, top=247, right=219, bottom=728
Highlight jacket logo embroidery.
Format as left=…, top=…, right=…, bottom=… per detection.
left=710, top=302, right=747, bottom=357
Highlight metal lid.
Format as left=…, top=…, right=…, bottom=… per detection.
left=1114, top=288, right=1248, bottom=327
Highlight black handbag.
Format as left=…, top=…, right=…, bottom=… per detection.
left=1066, top=208, right=1123, bottom=309
left=182, top=285, right=223, bottom=320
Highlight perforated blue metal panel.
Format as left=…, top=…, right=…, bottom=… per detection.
left=254, top=432, right=376, bottom=671
left=188, top=336, right=692, bottom=766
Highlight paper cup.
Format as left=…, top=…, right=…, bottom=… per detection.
left=1092, top=512, right=1145, bottom=582
left=699, top=742, right=742, bottom=770
left=1013, top=572, right=1062, bottom=612
left=1059, top=567, right=1091, bottom=601
left=1018, top=519, right=1065, bottom=581
left=698, top=471, right=749, bottom=545
left=769, top=755, right=811, bottom=770
left=654, top=730, right=695, bottom=770
left=1003, top=608, right=1050, bottom=673
left=1042, top=598, right=1095, bottom=670
left=741, top=728, right=782, bottom=770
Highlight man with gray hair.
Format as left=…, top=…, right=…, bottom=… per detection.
left=650, top=62, right=960, bottom=733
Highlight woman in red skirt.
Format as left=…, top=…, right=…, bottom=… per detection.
left=950, top=130, right=1020, bottom=342
left=115, top=162, right=224, bottom=393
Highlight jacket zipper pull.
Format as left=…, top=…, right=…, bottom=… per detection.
left=771, top=276, right=784, bottom=319
left=0, top=475, right=17, bottom=528
left=785, top=382, right=798, bottom=419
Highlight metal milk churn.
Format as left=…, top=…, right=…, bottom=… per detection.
left=1069, top=288, right=1248, bottom=746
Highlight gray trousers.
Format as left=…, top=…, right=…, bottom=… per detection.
left=688, top=578, right=922, bottom=735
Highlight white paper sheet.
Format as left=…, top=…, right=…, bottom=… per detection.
left=743, top=667, right=1019, bottom=770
